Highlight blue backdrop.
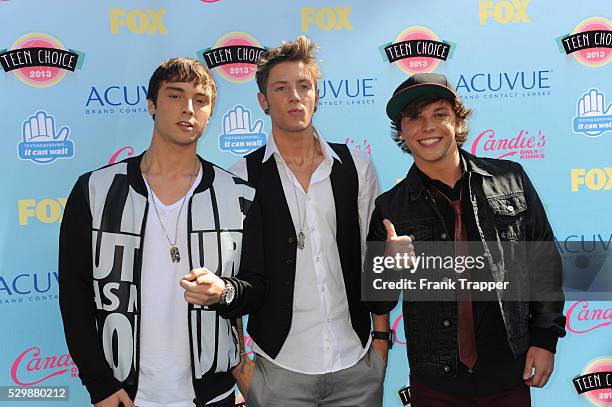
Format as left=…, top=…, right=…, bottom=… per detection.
left=1, top=1, right=610, bottom=406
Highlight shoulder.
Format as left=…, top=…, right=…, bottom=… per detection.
left=210, top=162, right=255, bottom=201
left=374, top=178, right=406, bottom=207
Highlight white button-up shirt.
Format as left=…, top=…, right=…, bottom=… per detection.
left=230, top=129, right=380, bottom=374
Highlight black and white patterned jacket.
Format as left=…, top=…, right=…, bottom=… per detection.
left=59, top=153, right=266, bottom=405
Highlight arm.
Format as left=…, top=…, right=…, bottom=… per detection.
left=521, top=168, right=566, bottom=345
left=363, top=201, right=401, bottom=315
left=183, top=194, right=268, bottom=318
left=520, top=167, right=566, bottom=387
left=215, top=194, right=268, bottom=318
left=58, top=178, right=123, bottom=404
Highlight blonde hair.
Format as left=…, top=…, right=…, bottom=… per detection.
left=255, top=36, right=321, bottom=95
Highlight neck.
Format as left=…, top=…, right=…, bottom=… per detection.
left=271, top=124, right=318, bottom=165
left=415, top=149, right=462, bottom=187
left=143, top=134, right=200, bottom=176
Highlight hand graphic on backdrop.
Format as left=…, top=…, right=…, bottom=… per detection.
left=22, top=111, right=70, bottom=143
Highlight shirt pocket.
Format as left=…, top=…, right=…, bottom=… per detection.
left=487, top=194, right=527, bottom=241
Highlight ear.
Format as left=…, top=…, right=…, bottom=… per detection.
left=257, top=92, right=268, bottom=112
left=147, top=99, right=156, bottom=118
left=314, top=87, right=320, bottom=107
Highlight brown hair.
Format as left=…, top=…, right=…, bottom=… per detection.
left=390, top=96, right=472, bottom=154
left=255, top=35, right=321, bottom=95
left=147, top=57, right=217, bottom=112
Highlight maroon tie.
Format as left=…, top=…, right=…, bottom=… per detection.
left=431, top=186, right=478, bottom=369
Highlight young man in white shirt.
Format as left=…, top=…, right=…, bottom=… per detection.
left=59, top=58, right=265, bottom=407
left=228, top=36, right=390, bottom=406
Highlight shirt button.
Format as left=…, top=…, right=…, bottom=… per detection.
left=288, top=236, right=294, bottom=244
left=286, top=259, right=293, bottom=265
left=311, top=225, right=316, bottom=231
left=442, top=320, right=450, bottom=328
left=468, top=368, right=474, bottom=374
left=443, top=365, right=450, bottom=373
left=284, top=280, right=290, bottom=286
left=441, top=233, right=449, bottom=240
left=315, top=256, right=320, bottom=262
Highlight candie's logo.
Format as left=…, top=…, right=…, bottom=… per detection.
left=382, top=27, right=455, bottom=75
left=11, top=347, right=77, bottom=386
left=0, top=33, right=83, bottom=87
left=198, top=32, right=265, bottom=83
left=566, top=301, right=612, bottom=334
left=573, top=358, right=612, bottom=406
left=109, top=146, right=136, bottom=164
left=558, top=17, right=611, bottom=68
left=471, top=128, right=545, bottom=160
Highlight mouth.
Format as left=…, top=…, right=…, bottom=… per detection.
left=177, top=121, right=195, bottom=131
left=287, top=108, right=304, bottom=116
left=417, top=138, right=441, bottom=147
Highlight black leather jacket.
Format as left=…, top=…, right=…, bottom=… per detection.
left=366, top=150, right=566, bottom=377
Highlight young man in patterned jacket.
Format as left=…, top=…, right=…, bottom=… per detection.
left=59, top=58, right=265, bottom=407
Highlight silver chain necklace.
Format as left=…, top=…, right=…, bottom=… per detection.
left=145, top=152, right=199, bottom=263
left=287, top=143, right=316, bottom=250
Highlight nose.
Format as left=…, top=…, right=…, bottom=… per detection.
left=288, top=86, right=301, bottom=102
left=422, top=115, right=436, bottom=131
left=183, top=99, right=194, bottom=115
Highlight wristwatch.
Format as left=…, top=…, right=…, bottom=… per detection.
left=372, top=330, right=394, bottom=349
left=219, top=281, right=236, bottom=305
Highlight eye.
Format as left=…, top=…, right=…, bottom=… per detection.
left=195, top=99, right=207, bottom=105
left=275, top=86, right=286, bottom=92
left=169, top=95, right=180, bottom=100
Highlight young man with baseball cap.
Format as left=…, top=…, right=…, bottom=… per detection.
left=366, top=73, right=566, bottom=405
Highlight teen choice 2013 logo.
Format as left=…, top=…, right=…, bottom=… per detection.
left=0, top=33, right=84, bottom=87
left=198, top=32, right=266, bottom=84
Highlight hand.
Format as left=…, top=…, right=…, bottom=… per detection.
left=383, top=219, right=415, bottom=270
left=523, top=346, right=554, bottom=387
left=232, top=356, right=256, bottom=398
left=94, top=389, right=134, bottom=407
left=23, top=111, right=70, bottom=143
left=371, top=339, right=389, bottom=364
left=578, top=89, right=611, bottom=118
left=180, top=268, right=225, bottom=305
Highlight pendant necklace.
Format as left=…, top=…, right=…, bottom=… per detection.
left=288, top=144, right=316, bottom=250
left=145, top=152, right=198, bottom=263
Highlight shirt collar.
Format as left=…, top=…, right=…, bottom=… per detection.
left=262, top=128, right=342, bottom=164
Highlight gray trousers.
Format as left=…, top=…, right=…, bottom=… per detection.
left=246, top=346, right=386, bottom=407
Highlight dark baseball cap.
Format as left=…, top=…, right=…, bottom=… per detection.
left=386, top=73, right=458, bottom=122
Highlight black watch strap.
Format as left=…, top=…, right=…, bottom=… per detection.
left=372, top=330, right=394, bottom=349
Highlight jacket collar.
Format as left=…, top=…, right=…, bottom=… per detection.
left=126, top=152, right=215, bottom=197
left=404, top=148, right=493, bottom=200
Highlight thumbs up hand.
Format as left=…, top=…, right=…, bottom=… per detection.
left=383, top=219, right=415, bottom=270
